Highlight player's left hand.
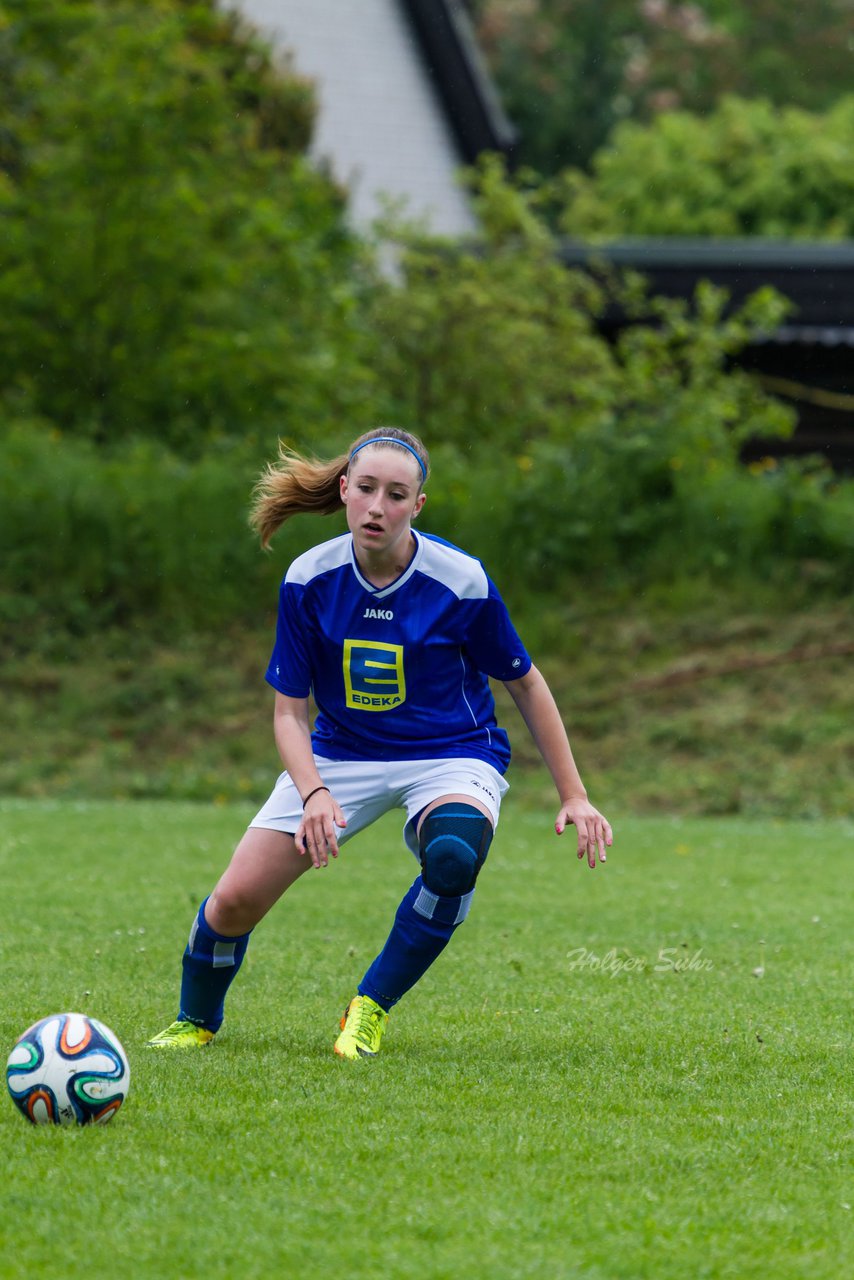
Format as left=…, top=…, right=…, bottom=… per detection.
left=555, top=798, right=612, bottom=869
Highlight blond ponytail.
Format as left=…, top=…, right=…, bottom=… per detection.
left=249, top=428, right=430, bottom=548
left=249, top=444, right=347, bottom=548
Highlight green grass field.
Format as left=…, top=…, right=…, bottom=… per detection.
left=1, top=797, right=851, bottom=1279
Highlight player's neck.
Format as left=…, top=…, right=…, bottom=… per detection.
left=354, top=531, right=417, bottom=589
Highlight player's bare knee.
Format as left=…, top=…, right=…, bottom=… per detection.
left=419, top=803, right=493, bottom=897
left=206, top=886, right=259, bottom=935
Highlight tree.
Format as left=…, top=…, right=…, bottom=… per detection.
left=473, top=0, right=641, bottom=173
left=557, top=95, right=854, bottom=239
left=471, top=0, right=854, bottom=174
left=0, top=1, right=372, bottom=449
left=366, top=158, right=804, bottom=585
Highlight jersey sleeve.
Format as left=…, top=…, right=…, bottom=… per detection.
left=264, top=579, right=313, bottom=697
left=462, top=578, right=532, bottom=681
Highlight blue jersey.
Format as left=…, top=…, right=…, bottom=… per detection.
left=265, top=531, right=532, bottom=772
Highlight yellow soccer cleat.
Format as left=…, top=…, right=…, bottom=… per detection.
left=334, top=995, right=389, bottom=1060
left=146, top=1020, right=215, bottom=1050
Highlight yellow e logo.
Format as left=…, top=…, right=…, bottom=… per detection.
left=343, top=640, right=406, bottom=711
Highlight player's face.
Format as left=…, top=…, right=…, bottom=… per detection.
left=340, top=449, right=426, bottom=561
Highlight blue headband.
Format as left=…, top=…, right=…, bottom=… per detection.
left=349, top=436, right=427, bottom=482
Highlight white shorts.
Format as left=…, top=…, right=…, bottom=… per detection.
left=250, top=756, right=509, bottom=859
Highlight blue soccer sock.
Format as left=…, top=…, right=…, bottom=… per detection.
left=178, top=898, right=250, bottom=1033
left=358, top=875, right=474, bottom=1012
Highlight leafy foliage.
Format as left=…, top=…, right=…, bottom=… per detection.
left=473, top=0, right=854, bottom=174
left=0, top=0, right=372, bottom=449
left=1, top=12, right=853, bottom=642
left=366, top=163, right=616, bottom=453
left=368, top=160, right=854, bottom=592
left=558, top=95, right=854, bottom=239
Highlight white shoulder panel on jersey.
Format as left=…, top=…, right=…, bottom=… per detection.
left=286, top=534, right=352, bottom=586
left=417, top=536, right=489, bottom=600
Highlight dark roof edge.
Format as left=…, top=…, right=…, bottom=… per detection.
left=560, top=236, right=854, bottom=269
left=400, top=0, right=518, bottom=163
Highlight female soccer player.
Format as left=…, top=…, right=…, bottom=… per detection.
left=148, top=428, right=612, bottom=1059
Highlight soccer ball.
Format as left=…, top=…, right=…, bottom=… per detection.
left=6, top=1012, right=130, bottom=1126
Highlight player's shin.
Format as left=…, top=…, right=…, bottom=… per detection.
left=357, top=875, right=474, bottom=1010
left=178, top=897, right=251, bottom=1032
left=358, top=804, right=493, bottom=1011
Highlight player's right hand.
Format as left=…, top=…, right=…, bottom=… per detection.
left=296, top=791, right=346, bottom=867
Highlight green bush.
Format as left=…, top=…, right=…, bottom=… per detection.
left=0, top=0, right=372, bottom=450
left=432, top=435, right=854, bottom=599
left=559, top=95, right=854, bottom=239
left=370, top=163, right=854, bottom=594
left=0, top=423, right=335, bottom=634
left=6, top=157, right=853, bottom=640
left=474, top=0, right=854, bottom=176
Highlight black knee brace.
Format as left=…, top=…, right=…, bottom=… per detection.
left=419, top=803, right=494, bottom=897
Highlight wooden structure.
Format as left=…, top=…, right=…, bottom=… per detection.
left=561, top=238, right=854, bottom=471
